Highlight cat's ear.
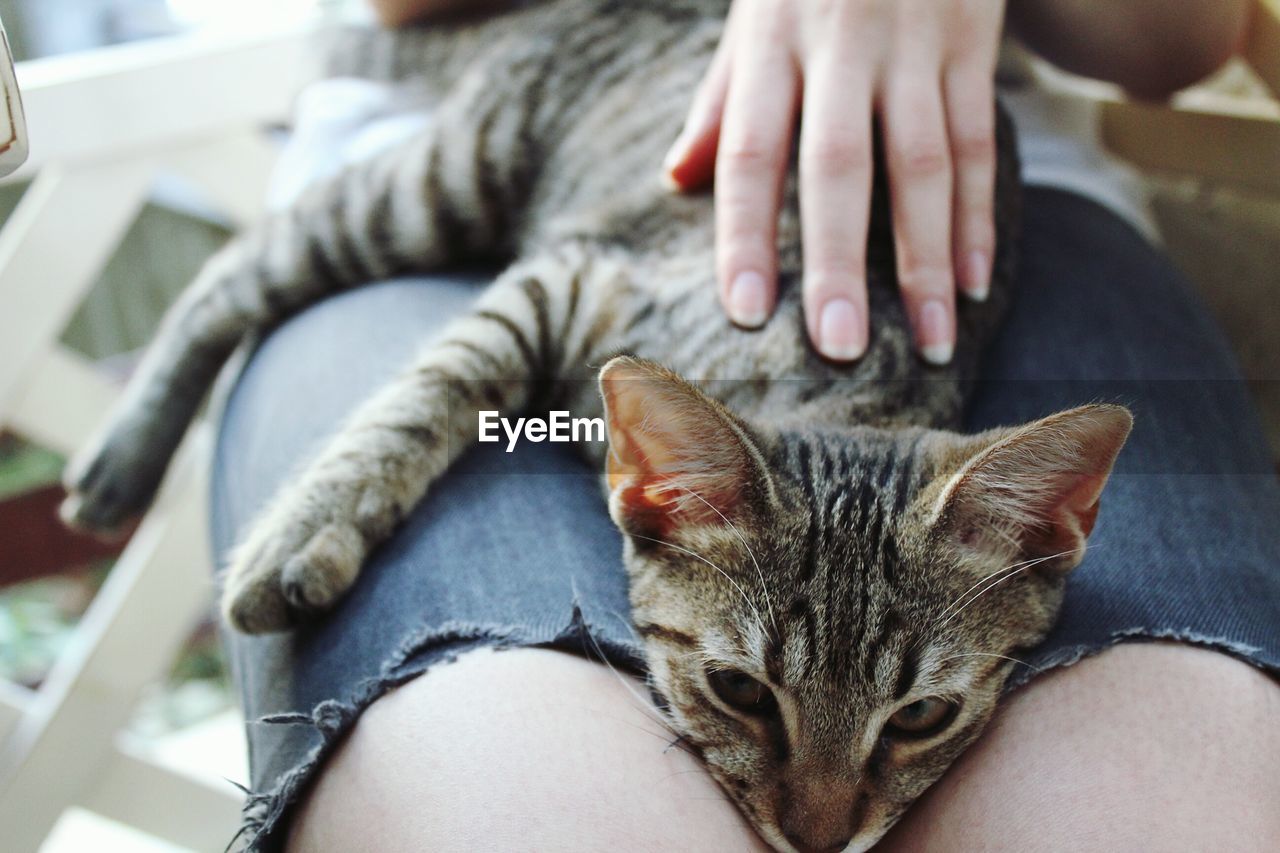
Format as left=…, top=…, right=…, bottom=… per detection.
left=598, top=356, right=769, bottom=535
left=932, top=404, right=1133, bottom=574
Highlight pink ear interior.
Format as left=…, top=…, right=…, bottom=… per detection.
left=599, top=357, right=753, bottom=532
left=940, top=405, right=1133, bottom=571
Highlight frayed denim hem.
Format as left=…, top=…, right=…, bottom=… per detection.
left=1004, top=626, right=1277, bottom=692
left=228, top=606, right=643, bottom=853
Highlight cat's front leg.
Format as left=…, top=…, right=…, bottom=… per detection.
left=223, top=256, right=588, bottom=633
left=222, top=353, right=533, bottom=634
left=63, top=80, right=532, bottom=537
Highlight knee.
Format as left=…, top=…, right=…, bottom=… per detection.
left=879, top=643, right=1280, bottom=851
left=286, top=647, right=769, bottom=852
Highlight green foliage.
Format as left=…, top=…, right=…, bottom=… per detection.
left=0, top=435, right=63, bottom=500
left=0, top=577, right=79, bottom=686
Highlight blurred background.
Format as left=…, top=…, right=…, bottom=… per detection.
left=0, top=0, right=325, bottom=57
left=0, top=2, right=335, bottom=851
left=0, top=1, right=1275, bottom=851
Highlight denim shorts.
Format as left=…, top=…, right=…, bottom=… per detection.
left=212, top=189, right=1280, bottom=851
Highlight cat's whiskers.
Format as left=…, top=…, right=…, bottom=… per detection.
left=673, top=648, right=747, bottom=665
left=940, top=551, right=1059, bottom=620
left=938, top=543, right=1094, bottom=627
left=908, top=558, right=1039, bottom=654
left=936, top=651, right=1045, bottom=675
left=664, top=734, right=691, bottom=755
left=677, top=485, right=780, bottom=634
left=577, top=612, right=690, bottom=746
left=599, top=710, right=700, bottom=757
left=910, top=546, right=1091, bottom=655
left=687, top=795, right=738, bottom=806
left=932, top=546, right=1085, bottom=635
left=628, top=531, right=769, bottom=636
left=659, top=767, right=715, bottom=784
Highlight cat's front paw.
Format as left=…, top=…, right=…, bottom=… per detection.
left=60, top=420, right=170, bottom=537
left=222, top=498, right=369, bottom=634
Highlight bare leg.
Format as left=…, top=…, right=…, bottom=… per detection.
left=286, top=648, right=771, bottom=852
left=288, top=644, right=1279, bottom=852
left=879, top=643, right=1280, bottom=852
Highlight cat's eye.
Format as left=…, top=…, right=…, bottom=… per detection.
left=706, top=668, right=777, bottom=715
left=886, top=697, right=959, bottom=738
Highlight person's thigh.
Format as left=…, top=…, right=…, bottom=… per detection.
left=291, top=646, right=1280, bottom=853
left=881, top=189, right=1280, bottom=850
left=877, top=644, right=1280, bottom=852
left=287, top=648, right=770, bottom=853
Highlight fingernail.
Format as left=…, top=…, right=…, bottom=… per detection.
left=661, top=137, right=691, bottom=192
left=918, top=299, right=954, bottom=365
left=662, top=132, right=689, bottom=177
left=818, top=298, right=867, bottom=361
left=728, top=271, right=769, bottom=328
left=963, top=251, right=990, bottom=302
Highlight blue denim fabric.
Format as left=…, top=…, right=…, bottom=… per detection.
left=212, top=189, right=1280, bottom=850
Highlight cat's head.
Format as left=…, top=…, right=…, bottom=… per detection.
left=598, top=356, right=1131, bottom=853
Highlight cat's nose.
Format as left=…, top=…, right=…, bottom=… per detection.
left=781, top=830, right=852, bottom=853
left=778, top=779, right=860, bottom=852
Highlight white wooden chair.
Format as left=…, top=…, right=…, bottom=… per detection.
left=0, top=26, right=317, bottom=851
left=0, top=3, right=1274, bottom=852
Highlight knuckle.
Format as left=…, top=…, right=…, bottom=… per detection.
left=897, top=260, right=953, bottom=294
left=722, top=222, right=771, bottom=253
left=951, top=127, right=995, bottom=163
left=948, top=62, right=994, bottom=94
left=806, top=258, right=864, bottom=290
left=956, top=185, right=995, bottom=221
left=803, top=135, right=871, bottom=178
left=718, top=209, right=772, bottom=252
left=957, top=193, right=996, bottom=230
left=720, top=137, right=778, bottom=177
left=893, top=136, right=950, bottom=177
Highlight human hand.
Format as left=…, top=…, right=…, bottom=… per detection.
left=665, top=0, right=1007, bottom=364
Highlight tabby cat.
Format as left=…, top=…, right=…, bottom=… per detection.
left=60, top=1, right=1131, bottom=850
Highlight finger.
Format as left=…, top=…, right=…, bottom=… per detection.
left=664, top=14, right=736, bottom=191
left=714, top=14, right=799, bottom=329
left=884, top=69, right=956, bottom=365
left=944, top=63, right=997, bottom=302
left=799, top=47, right=874, bottom=361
